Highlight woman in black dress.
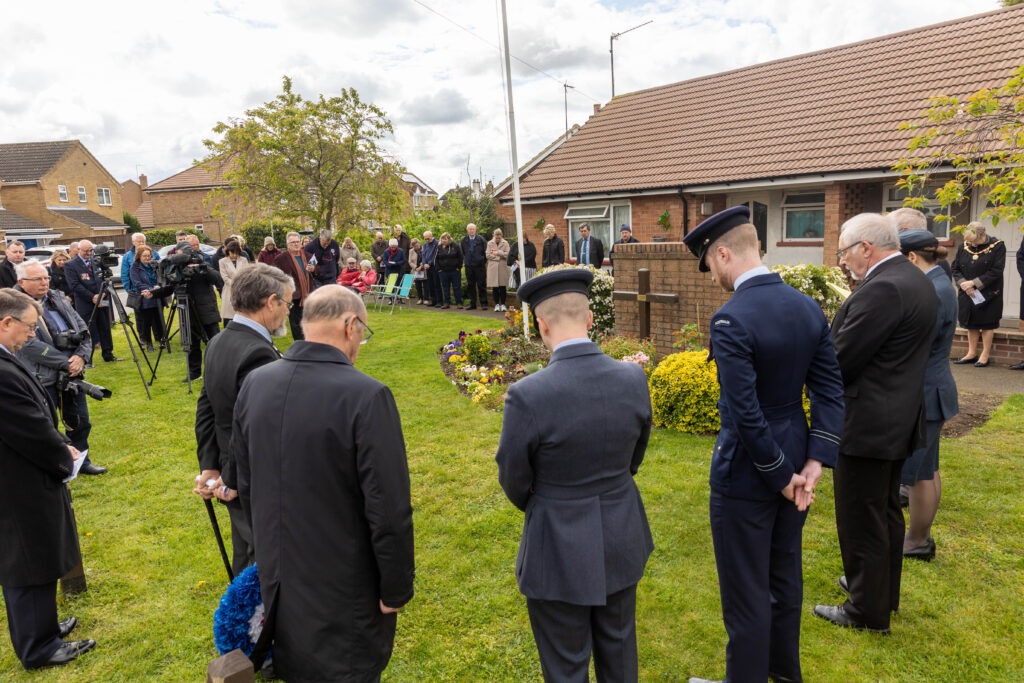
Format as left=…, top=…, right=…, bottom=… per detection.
left=951, top=222, right=1005, bottom=367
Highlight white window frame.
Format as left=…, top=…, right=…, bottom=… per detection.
left=77, top=186, right=87, bottom=202
left=781, top=191, right=826, bottom=241
left=58, top=185, right=68, bottom=202
left=97, top=187, right=112, bottom=206
left=565, top=202, right=631, bottom=262
left=882, top=184, right=950, bottom=240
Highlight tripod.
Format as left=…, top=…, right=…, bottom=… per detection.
left=86, top=271, right=154, bottom=400
left=148, top=284, right=209, bottom=394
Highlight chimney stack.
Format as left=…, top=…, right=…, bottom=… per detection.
left=593, top=104, right=601, bottom=115
left=139, top=174, right=148, bottom=190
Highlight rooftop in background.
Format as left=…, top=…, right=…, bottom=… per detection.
left=146, top=162, right=229, bottom=192
left=0, top=141, right=78, bottom=183
left=507, top=4, right=1024, bottom=200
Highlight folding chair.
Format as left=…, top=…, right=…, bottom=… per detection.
left=365, top=273, right=397, bottom=309
left=372, top=273, right=403, bottom=311
left=382, top=274, right=415, bottom=314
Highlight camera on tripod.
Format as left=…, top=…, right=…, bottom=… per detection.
left=52, top=330, right=85, bottom=351
left=91, top=244, right=119, bottom=279
left=160, top=242, right=208, bottom=285
left=56, top=369, right=111, bottom=400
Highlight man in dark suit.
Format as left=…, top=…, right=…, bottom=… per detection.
left=575, top=223, right=605, bottom=268
left=166, top=238, right=223, bottom=381
left=63, top=240, right=119, bottom=363
left=1, top=239, right=26, bottom=288
left=683, top=206, right=844, bottom=683
left=0, top=289, right=96, bottom=670
left=461, top=223, right=488, bottom=309
left=193, top=264, right=292, bottom=574
left=496, top=269, right=654, bottom=682
left=235, top=285, right=414, bottom=681
left=814, top=213, right=936, bottom=633
left=15, top=261, right=107, bottom=475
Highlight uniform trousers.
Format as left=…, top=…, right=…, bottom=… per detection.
left=464, top=265, right=487, bottom=308
left=526, top=584, right=638, bottom=683
left=710, top=491, right=806, bottom=683
left=2, top=582, right=62, bottom=668
left=834, top=455, right=904, bottom=629
left=225, top=498, right=254, bottom=576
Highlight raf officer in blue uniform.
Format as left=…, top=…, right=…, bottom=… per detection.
left=496, top=268, right=654, bottom=682
left=683, top=206, right=844, bottom=683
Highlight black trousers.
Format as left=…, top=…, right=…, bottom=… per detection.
left=465, top=265, right=487, bottom=308
left=834, top=455, right=905, bottom=629
left=2, top=582, right=62, bottom=669
left=425, top=268, right=441, bottom=305
left=288, top=304, right=304, bottom=341
left=710, top=491, right=806, bottom=683
left=225, top=498, right=254, bottom=576
left=187, top=320, right=221, bottom=379
left=45, top=384, right=93, bottom=466
left=83, top=305, right=114, bottom=360
left=526, top=584, right=638, bottom=683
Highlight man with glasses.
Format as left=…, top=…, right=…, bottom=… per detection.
left=815, top=213, right=935, bottom=635
left=0, top=288, right=97, bottom=670
left=193, top=264, right=293, bottom=574
left=234, top=285, right=406, bottom=683
left=15, top=262, right=107, bottom=475
left=274, top=231, right=314, bottom=341
left=63, top=240, right=119, bottom=363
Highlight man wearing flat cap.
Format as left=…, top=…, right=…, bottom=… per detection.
left=496, top=268, right=654, bottom=682
left=683, top=206, right=844, bottom=683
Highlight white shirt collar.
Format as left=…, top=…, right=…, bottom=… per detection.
left=733, top=265, right=771, bottom=290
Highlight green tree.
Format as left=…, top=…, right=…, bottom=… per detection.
left=201, top=76, right=407, bottom=232
left=1003, top=1, right=1023, bottom=8
left=122, top=211, right=141, bottom=230
left=402, top=185, right=504, bottom=242
left=895, top=64, right=1024, bottom=227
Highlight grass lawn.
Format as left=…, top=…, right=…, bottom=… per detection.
left=2, top=306, right=1023, bottom=681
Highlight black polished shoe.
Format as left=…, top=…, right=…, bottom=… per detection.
left=813, top=604, right=889, bottom=633
left=145, top=343, right=155, bottom=352
left=953, top=356, right=978, bottom=365
left=904, top=537, right=936, bottom=561
left=80, top=464, right=108, bottom=475
left=30, top=639, right=96, bottom=669
left=103, top=356, right=123, bottom=362
left=974, top=360, right=990, bottom=367
left=687, top=678, right=722, bottom=683
left=770, top=672, right=802, bottom=683
left=1010, top=361, right=1024, bottom=370
left=59, top=616, right=78, bottom=638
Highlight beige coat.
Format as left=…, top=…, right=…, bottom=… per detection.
left=486, top=238, right=510, bottom=288
left=219, top=256, right=250, bottom=319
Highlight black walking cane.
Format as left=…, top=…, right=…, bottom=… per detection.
left=204, top=498, right=235, bottom=583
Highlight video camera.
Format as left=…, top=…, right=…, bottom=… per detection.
left=91, top=244, right=119, bottom=279
left=52, top=330, right=85, bottom=352
left=56, top=369, right=111, bottom=401
left=159, top=242, right=208, bottom=285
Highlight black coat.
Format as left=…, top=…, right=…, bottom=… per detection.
left=542, top=236, right=565, bottom=267
left=0, top=259, right=16, bottom=288
left=831, top=255, right=936, bottom=460
left=951, top=236, right=1005, bottom=328
left=48, top=263, right=72, bottom=298
left=507, top=241, right=537, bottom=269
left=575, top=236, right=604, bottom=267
left=63, top=255, right=106, bottom=319
left=496, top=341, right=654, bottom=605
left=194, top=321, right=281, bottom=488
left=235, top=342, right=415, bottom=682
left=0, top=349, right=80, bottom=587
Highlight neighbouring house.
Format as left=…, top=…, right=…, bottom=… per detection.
left=121, top=174, right=154, bottom=229
left=0, top=140, right=129, bottom=249
left=144, top=162, right=255, bottom=243
left=402, top=172, right=439, bottom=213
left=495, top=5, right=1024, bottom=321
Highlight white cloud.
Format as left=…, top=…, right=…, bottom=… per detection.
left=0, top=0, right=1005, bottom=195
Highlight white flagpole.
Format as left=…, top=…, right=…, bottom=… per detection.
left=498, top=0, right=530, bottom=339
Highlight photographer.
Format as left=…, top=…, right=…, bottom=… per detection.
left=163, top=239, right=223, bottom=382
left=14, top=261, right=108, bottom=475
left=63, top=240, right=119, bottom=363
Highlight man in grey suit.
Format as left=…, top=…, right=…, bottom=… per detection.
left=815, top=213, right=935, bottom=633
left=496, top=269, right=654, bottom=682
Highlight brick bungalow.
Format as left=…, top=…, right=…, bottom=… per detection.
left=495, top=5, right=1024, bottom=336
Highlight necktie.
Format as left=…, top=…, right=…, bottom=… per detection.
left=583, top=239, right=589, bottom=265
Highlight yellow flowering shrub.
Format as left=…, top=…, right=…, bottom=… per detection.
left=649, top=351, right=720, bottom=434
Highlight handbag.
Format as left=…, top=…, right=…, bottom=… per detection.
left=126, top=291, right=143, bottom=309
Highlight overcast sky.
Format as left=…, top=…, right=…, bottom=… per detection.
left=0, top=0, right=1005, bottom=196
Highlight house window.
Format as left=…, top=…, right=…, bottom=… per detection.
left=78, top=186, right=87, bottom=202
left=97, top=187, right=112, bottom=206
left=883, top=185, right=949, bottom=239
left=58, top=185, right=68, bottom=202
left=782, top=192, right=825, bottom=240
left=564, top=203, right=631, bottom=262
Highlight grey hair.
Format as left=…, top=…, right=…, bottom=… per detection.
left=964, top=221, right=986, bottom=240
left=319, top=229, right=332, bottom=238
left=388, top=238, right=398, bottom=247
left=887, top=207, right=927, bottom=232
left=492, top=228, right=503, bottom=238
left=0, top=288, right=42, bottom=320
left=15, top=261, right=46, bottom=279
left=360, top=259, right=372, bottom=269
left=286, top=231, right=301, bottom=241
left=132, top=232, right=146, bottom=242
left=230, top=263, right=294, bottom=314
left=840, top=213, right=899, bottom=251
left=543, top=224, right=556, bottom=237
left=301, top=284, right=364, bottom=326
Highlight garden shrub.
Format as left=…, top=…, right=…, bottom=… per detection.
left=649, top=351, right=720, bottom=434
left=463, top=333, right=493, bottom=366
left=536, top=264, right=614, bottom=339
left=599, top=334, right=657, bottom=377
left=770, top=263, right=847, bottom=321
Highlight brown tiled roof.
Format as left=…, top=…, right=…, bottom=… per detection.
left=135, top=201, right=155, bottom=229
left=147, top=161, right=229, bottom=192
left=0, top=207, right=49, bottom=231
left=508, top=5, right=1024, bottom=200
left=0, top=141, right=77, bottom=183
left=50, top=208, right=127, bottom=229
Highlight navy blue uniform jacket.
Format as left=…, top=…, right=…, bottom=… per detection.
left=709, top=273, right=844, bottom=500
left=496, top=341, right=654, bottom=605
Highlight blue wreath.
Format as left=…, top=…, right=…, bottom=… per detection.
left=213, top=564, right=264, bottom=656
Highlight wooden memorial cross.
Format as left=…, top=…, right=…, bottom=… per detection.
left=612, top=268, right=679, bottom=338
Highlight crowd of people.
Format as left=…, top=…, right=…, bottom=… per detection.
left=0, top=209, right=1018, bottom=680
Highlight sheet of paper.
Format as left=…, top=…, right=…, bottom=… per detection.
left=308, top=254, right=318, bottom=266
left=62, top=449, right=87, bottom=484
left=970, top=289, right=986, bottom=305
